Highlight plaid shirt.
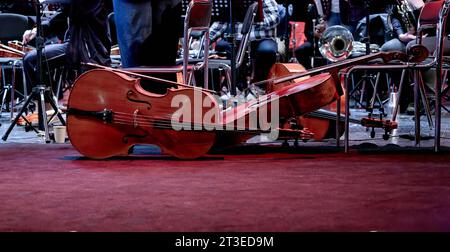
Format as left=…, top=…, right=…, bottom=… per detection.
left=209, top=0, right=280, bottom=42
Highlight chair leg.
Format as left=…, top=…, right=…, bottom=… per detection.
left=414, top=69, right=421, bottom=146
left=209, top=68, right=215, bottom=91
left=435, top=67, right=444, bottom=153
left=440, top=70, right=450, bottom=114
left=224, top=67, right=232, bottom=95
left=55, top=66, right=66, bottom=106
left=0, top=66, right=8, bottom=117
left=392, top=69, right=407, bottom=122
left=10, top=63, right=17, bottom=120
left=22, top=65, right=28, bottom=98
left=418, top=71, right=434, bottom=129
left=1, top=86, right=8, bottom=116
left=369, top=72, right=382, bottom=112
left=348, top=74, right=364, bottom=107
left=359, top=76, right=366, bottom=107
left=187, top=70, right=196, bottom=87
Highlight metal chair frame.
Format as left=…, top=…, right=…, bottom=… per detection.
left=0, top=13, right=32, bottom=119
left=207, top=2, right=258, bottom=94
left=339, top=0, right=450, bottom=153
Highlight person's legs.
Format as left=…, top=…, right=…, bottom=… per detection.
left=215, top=39, right=232, bottom=59
left=295, top=42, right=313, bottom=69
left=327, top=12, right=342, bottom=27
left=407, top=36, right=450, bottom=56
left=23, top=42, right=68, bottom=89
left=253, top=39, right=278, bottom=82
left=113, top=0, right=182, bottom=68
left=23, top=51, right=38, bottom=89
left=113, top=0, right=152, bottom=68
left=141, top=1, right=182, bottom=66
left=381, top=38, right=406, bottom=52
left=19, top=43, right=68, bottom=125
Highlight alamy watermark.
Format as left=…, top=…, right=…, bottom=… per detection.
left=170, top=88, right=280, bottom=140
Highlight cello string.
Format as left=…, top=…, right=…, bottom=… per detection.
left=115, top=112, right=389, bottom=133
left=111, top=119, right=267, bottom=134
left=111, top=116, right=269, bottom=134
left=113, top=113, right=248, bottom=131
left=112, top=114, right=217, bottom=128
left=113, top=112, right=223, bottom=126
left=112, top=115, right=220, bottom=129
left=111, top=110, right=281, bottom=133
left=112, top=117, right=225, bottom=131
left=113, top=111, right=221, bottom=122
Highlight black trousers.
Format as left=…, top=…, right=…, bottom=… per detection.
left=294, top=42, right=317, bottom=70
left=113, top=0, right=182, bottom=68
left=22, top=42, right=68, bottom=93
left=213, top=38, right=278, bottom=89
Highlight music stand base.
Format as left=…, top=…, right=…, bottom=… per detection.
left=1, top=86, right=66, bottom=143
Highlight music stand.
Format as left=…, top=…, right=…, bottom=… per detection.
left=2, top=0, right=66, bottom=143
left=228, top=0, right=260, bottom=97
left=181, top=0, right=259, bottom=97
left=359, top=0, right=379, bottom=115
left=364, top=0, right=371, bottom=55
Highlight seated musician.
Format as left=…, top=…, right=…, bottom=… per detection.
left=293, top=0, right=321, bottom=69
left=382, top=0, right=450, bottom=114
left=22, top=0, right=111, bottom=96
left=405, top=0, right=450, bottom=55
left=314, top=0, right=352, bottom=30
left=381, top=0, right=424, bottom=53
left=294, top=0, right=354, bottom=69
left=404, top=0, right=450, bottom=114
left=209, top=0, right=281, bottom=87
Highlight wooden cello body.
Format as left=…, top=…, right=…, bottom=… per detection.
left=67, top=69, right=218, bottom=159
left=214, top=72, right=339, bottom=147
left=67, top=68, right=340, bottom=159
left=268, top=63, right=345, bottom=140
left=67, top=50, right=420, bottom=159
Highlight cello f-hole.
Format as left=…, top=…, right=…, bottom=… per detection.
left=126, top=90, right=151, bottom=110
left=123, top=131, right=148, bottom=144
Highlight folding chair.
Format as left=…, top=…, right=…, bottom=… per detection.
left=207, top=2, right=258, bottom=95
left=341, top=0, right=450, bottom=152
left=0, top=13, right=31, bottom=119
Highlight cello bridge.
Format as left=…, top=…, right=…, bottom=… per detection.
left=133, top=109, right=139, bottom=128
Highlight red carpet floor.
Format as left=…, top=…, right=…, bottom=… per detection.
left=0, top=143, right=450, bottom=231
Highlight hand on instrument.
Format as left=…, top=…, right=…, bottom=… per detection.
left=314, top=23, right=326, bottom=39
left=208, top=54, right=227, bottom=59
left=190, top=39, right=201, bottom=51
left=399, top=31, right=426, bottom=43
left=22, top=28, right=37, bottom=45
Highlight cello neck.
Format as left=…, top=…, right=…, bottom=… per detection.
left=253, top=51, right=409, bottom=86
left=273, top=51, right=409, bottom=84
left=306, top=109, right=361, bottom=124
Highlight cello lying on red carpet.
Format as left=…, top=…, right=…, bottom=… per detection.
left=66, top=67, right=339, bottom=159
left=66, top=46, right=428, bottom=159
